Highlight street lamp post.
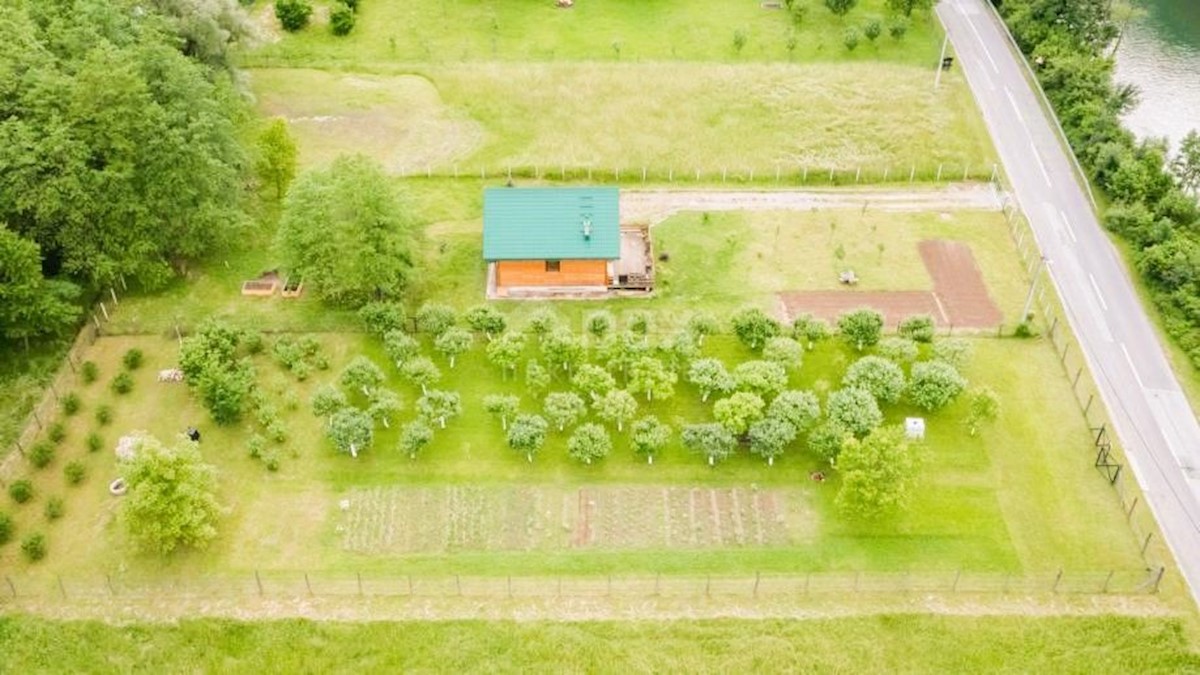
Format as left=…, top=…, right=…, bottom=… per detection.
left=1022, top=256, right=1050, bottom=321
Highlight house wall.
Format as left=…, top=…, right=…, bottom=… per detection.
left=495, top=260, right=608, bottom=287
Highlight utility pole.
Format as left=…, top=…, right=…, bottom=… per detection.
left=1022, top=256, right=1050, bottom=321
left=934, top=34, right=950, bottom=90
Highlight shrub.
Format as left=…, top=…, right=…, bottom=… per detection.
left=889, top=19, right=908, bottom=40
left=86, top=432, right=103, bottom=453
left=932, top=338, right=972, bottom=369
left=908, top=361, right=968, bottom=411
left=877, top=337, right=918, bottom=363
left=263, top=451, right=281, bottom=472
left=0, top=512, right=11, bottom=545
left=843, top=27, right=860, bottom=51
left=330, top=2, right=356, bottom=35
left=44, top=497, right=64, bottom=521
left=732, top=29, right=748, bottom=55
left=21, top=533, right=46, bottom=562
left=825, top=0, right=856, bottom=16
left=266, top=421, right=288, bottom=444
left=731, top=307, right=781, bottom=351
left=47, top=422, right=66, bottom=444
left=792, top=314, right=830, bottom=346
left=9, top=480, right=34, bottom=504
left=62, top=392, right=82, bottom=416
left=898, top=315, right=936, bottom=343
left=81, top=361, right=99, bottom=384
left=122, top=348, right=144, bottom=370
left=64, top=461, right=87, bottom=485
left=29, top=441, right=55, bottom=469
left=1014, top=321, right=1038, bottom=338
left=248, top=435, right=266, bottom=459
left=111, top=372, right=134, bottom=395
left=95, top=405, right=113, bottom=426
left=244, top=332, right=265, bottom=355
left=275, top=0, right=313, bottom=32
left=359, top=301, right=407, bottom=336
left=864, top=18, right=882, bottom=42
left=838, top=309, right=884, bottom=350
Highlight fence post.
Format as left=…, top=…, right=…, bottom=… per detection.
left=1052, top=569, right=1063, bottom=593
left=110, top=288, right=119, bottom=306
left=909, top=165, right=915, bottom=183
left=754, top=572, right=760, bottom=598
left=1073, top=367, right=1082, bottom=390
left=4, top=575, right=14, bottom=598
left=722, top=167, right=727, bottom=182
left=1060, top=341, right=1070, bottom=365
left=883, top=167, right=890, bottom=182
left=1126, top=496, right=1138, bottom=519
left=802, top=166, right=808, bottom=183
left=255, top=570, right=263, bottom=596
left=829, top=168, right=835, bottom=183
left=748, top=168, right=754, bottom=182
left=1142, top=532, right=1153, bottom=556
left=990, top=163, right=998, bottom=182
left=952, top=569, right=961, bottom=592
left=963, top=164, right=970, bottom=181
left=58, top=575, right=67, bottom=599
left=855, top=167, right=861, bottom=183
left=668, top=169, right=673, bottom=182
left=1153, top=567, right=1165, bottom=593
left=1103, top=570, right=1114, bottom=593
left=100, top=302, right=109, bottom=321
left=357, top=572, right=363, bottom=596
left=936, top=164, right=943, bottom=182
left=305, top=572, right=313, bottom=596
left=106, top=573, right=115, bottom=596
left=1084, top=394, right=1094, bottom=418
left=642, top=167, right=647, bottom=182
left=775, top=165, right=780, bottom=182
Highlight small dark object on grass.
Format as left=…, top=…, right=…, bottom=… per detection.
left=44, top=497, right=64, bottom=521
left=658, top=252, right=670, bottom=262
left=87, top=432, right=103, bottom=453
left=81, top=361, right=99, bottom=384
left=187, top=427, right=201, bottom=442
left=810, top=471, right=826, bottom=482
left=123, top=348, right=144, bottom=370
left=96, top=405, right=113, bottom=426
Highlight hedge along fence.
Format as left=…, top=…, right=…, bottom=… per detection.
left=1001, top=194, right=1170, bottom=576
left=394, top=162, right=1002, bottom=187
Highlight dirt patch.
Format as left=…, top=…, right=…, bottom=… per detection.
left=781, top=239, right=1001, bottom=330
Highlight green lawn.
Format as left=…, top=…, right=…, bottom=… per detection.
left=3, top=614, right=1199, bottom=673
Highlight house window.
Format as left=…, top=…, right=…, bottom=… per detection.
left=545, top=260, right=561, bottom=273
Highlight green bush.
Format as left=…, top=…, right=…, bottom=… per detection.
left=65, top=461, right=87, bottom=485
left=888, top=19, right=908, bottom=41
left=1013, top=321, right=1037, bottom=338
left=47, top=422, right=66, bottom=444
left=86, top=431, right=103, bottom=453
left=44, top=497, right=64, bottom=521
left=95, top=404, right=113, bottom=425
left=244, top=331, right=265, bottom=355
left=898, top=315, right=935, bottom=343
left=122, top=348, right=144, bottom=370
left=263, top=451, right=281, bottom=472
left=0, top=512, right=13, bottom=545
left=248, top=435, right=266, bottom=459
left=111, top=372, right=134, bottom=395
left=62, top=392, right=82, bottom=416
left=275, top=0, right=313, bottom=32
left=29, top=441, right=55, bottom=469
left=843, top=27, right=859, bottom=51
left=81, top=361, right=99, bottom=384
left=863, top=18, right=882, bottom=42
left=9, top=480, right=34, bottom=504
left=330, top=2, right=356, bottom=36
left=21, top=533, right=46, bottom=562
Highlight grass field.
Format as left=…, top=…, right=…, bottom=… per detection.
left=3, top=614, right=1199, bottom=673
left=249, top=64, right=995, bottom=174
left=243, top=0, right=946, bottom=66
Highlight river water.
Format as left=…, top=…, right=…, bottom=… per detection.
left=1113, top=0, right=1200, bottom=149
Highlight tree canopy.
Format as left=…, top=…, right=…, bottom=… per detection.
left=121, top=433, right=221, bottom=555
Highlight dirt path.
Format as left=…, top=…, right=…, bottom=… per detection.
left=620, top=183, right=1002, bottom=225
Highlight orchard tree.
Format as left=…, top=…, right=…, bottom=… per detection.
left=885, top=0, right=930, bottom=17
left=256, top=117, right=297, bottom=199
left=525, top=308, right=561, bottom=341
left=434, top=327, right=472, bottom=368
left=416, top=303, right=457, bottom=336
left=360, top=302, right=406, bottom=336
left=567, top=424, right=612, bottom=465
left=525, top=360, right=551, bottom=396
left=838, top=309, right=884, bottom=351
left=276, top=155, right=415, bottom=307
left=808, top=421, right=850, bottom=463
left=686, top=312, right=719, bottom=346
left=417, top=390, right=462, bottom=429
left=964, top=387, right=1000, bottom=437
left=713, top=392, right=766, bottom=437
left=749, top=417, right=797, bottom=466
left=688, top=358, right=735, bottom=402
left=908, top=361, right=967, bottom=411
left=843, top=356, right=906, bottom=404
left=398, top=420, right=434, bottom=459
left=826, top=388, right=883, bottom=438
left=730, top=307, right=781, bottom=351
left=628, top=357, right=677, bottom=402
left=544, top=391, right=587, bottom=432
left=627, top=310, right=653, bottom=337
left=585, top=311, right=615, bottom=340
left=121, top=434, right=220, bottom=555
left=383, top=330, right=420, bottom=366
left=877, top=337, right=919, bottom=363
left=898, top=315, right=935, bottom=343
left=327, top=407, right=374, bottom=458
left=763, top=337, right=804, bottom=371
left=733, top=360, right=788, bottom=399
left=402, top=357, right=441, bottom=395
left=825, top=0, right=857, bottom=16
left=572, top=364, right=616, bottom=400
left=594, top=389, right=638, bottom=431
left=311, top=384, right=348, bottom=424
left=600, top=331, right=650, bottom=380
left=542, top=329, right=585, bottom=375
left=483, top=394, right=521, bottom=430
left=836, top=426, right=918, bottom=520
left=792, top=314, right=830, bottom=348
left=367, top=389, right=403, bottom=429
left=659, top=330, right=700, bottom=371
left=179, top=321, right=256, bottom=425
left=0, top=228, right=81, bottom=346
left=275, top=0, right=313, bottom=31
left=340, top=356, right=385, bottom=396
left=507, top=414, right=549, bottom=462
left=682, top=423, right=737, bottom=467
left=932, top=338, right=972, bottom=370
left=767, top=390, right=821, bottom=434
left=630, top=416, right=671, bottom=464
left=487, top=332, right=526, bottom=379
left=464, top=305, right=507, bottom=339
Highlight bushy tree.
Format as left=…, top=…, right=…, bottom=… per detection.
left=383, top=330, right=420, bottom=366
left=659, top=330, right=699, bottom=371
left=749, top=417, right=797, bottom=466
left=809, top=421, right=850, bottom=463
left=330, top=1, right=356, bottom=35
left=791, top=314, right=830, bottom=347
left=340, top=356, right=385, bottom=396
left=359, top=302, right=407, bottom=336
left=885, top=0, right=930, bottom=17
left=864, top=17, right=882, bottom=42
left=275, top=0, right=313, bottom=31
left=600, top=331, right=650, bottom=380
left=542, top=329, right=585, bottom=375
left=687, top=358, right=735, bottom=402
left=898, top=315, right=936, bottom=343
left=682, top=423, right=737, bottom=467
left=763, top=337, right=804, bottom=370
left=964, top=387, right=1000, bottom=437
left=0, top=228, right=81, bottom=346
left=877, top=337, right=919, bottom=363
left=398, top=420, right=433, bottom=459
left=572, top=364, right=616, bottom=400
left=838, top=309, right=884, bottom=350
left=732, top=360, right=788, bottom=399
left=714, top=392, right=766, bottom=437
left=836, top=426, right=918, bottom=519
left=180, top=321, right=256, bottom=424
left=256, top=117, right=297, bottom=199
left=908, top=361, right=967, bottom=411
left=464, top=305, right=507, bottom=339
left=417, top=390, right=462, bottom=429
left=731, top=307, right=781, bottom=351
left=483, top=394, right=520, bottom=430
left=311, top=384, right=348, bottom=423
left=367, top=389, right=403, bottom=429
left=507, top=414, right=549, bottom=462
left=686, top=312, right=719, bottom=346
left=121, top=434, right=220, bottom=554
left=767, top=390, right=821, bottom=433
left=402, top=357, right=441, bottom=395
left=525, top=359, right=551, bottom=396
left=544, top=391, right=587, bottom=432
left=567, top=424, right=612, bottom=465
left=825, top=0, right=857, bottom=16
left=434, top=328, right=472, bottom=368
left=843, top=356, right=906, bottom=404
left=594, top=389, right=638, bottom=432
left=628, top=357, right=677, bottom=402
left=327, top=407, right=373, bottom=457
left=826, top=388, right=883, bottom=438
left=843, top=26, right=860, bottom=51
left=630, top=416, right=671, bottom=464
left=416, top=303, right=457, bottom=336
left=1173, top=130, right=1200, bottom=195
left=627, top=310, right=653, bottom=336
left=932, top=338, right=972, bottom=370
left=525, top=308, right=560, bottom=340
left=585, top=311, right=615, bottom=340
left=486, top=332, right=525, bottom=379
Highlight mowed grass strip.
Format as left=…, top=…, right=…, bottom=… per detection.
left=2, top=614, right=1198, bottom=673
left=249, top=64, right=995, bottom=173
left=244, top=0, right=945, bottom=65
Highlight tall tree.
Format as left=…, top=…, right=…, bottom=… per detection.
left=507, top=414, right=548, bottom=463
left=121, top=434, right=221, bottom=555
left=594, top=389, right=638, bottom=431
left=0, top=227, right=80, bottom=346
left=256, top=118, right=298, bottom=199
left=276, top=155, right=415, bottom=306
left=836, top=425, right=919, bottom=519
left=327, top=407, right=373, bottom=458
left=1173, top=130, right=1200, bottom=195
left=567, top=423, right=612, bottom=465
left=682, top=423, right=737, bottom=467
left=544, top=391, right=586, bottom=432
left=630, top=416, right=671, bottom=464
left=687, top=358, right=735, bottom=402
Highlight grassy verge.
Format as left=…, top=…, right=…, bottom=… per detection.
left=2, top=614, right=1197, bottom=672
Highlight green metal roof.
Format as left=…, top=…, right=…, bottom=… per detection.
left=483, top=187, right=619, bottom=261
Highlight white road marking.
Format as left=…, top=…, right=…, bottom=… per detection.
left=965, top=14, right=1000, bottom=74
left=1089, top=273, right=1109, bottom=311
left=1004, top=87, right=1025, bottom=125
left=1059, top=209, right=1077, bottom=243
left=1121, top=343, right=1145, bottom=389
left=1030, top=141, right=1052, bottom=187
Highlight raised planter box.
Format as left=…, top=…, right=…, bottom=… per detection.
left=241, top=279, right=278, bottom=297
left=281, top=279, right=304, bottom=299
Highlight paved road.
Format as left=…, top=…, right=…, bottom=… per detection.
left=939, top=0, right=1200, bottom=606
